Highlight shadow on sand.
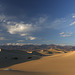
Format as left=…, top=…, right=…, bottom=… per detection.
left=0, top=50, right=46, bottom=68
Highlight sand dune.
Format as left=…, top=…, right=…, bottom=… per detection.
left=0, top=50, right=75, bottom=75
left=0, top=50, right=41, bottom=68
left=0, top=70, right=47, bottom=75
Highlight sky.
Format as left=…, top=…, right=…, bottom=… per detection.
left=0, top=0, right=75, bottom=45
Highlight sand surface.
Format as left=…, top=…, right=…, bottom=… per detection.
left=0, top=51, right=75, bottom=75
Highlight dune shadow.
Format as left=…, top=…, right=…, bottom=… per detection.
left=0, top=50, right=44, bottom=68
left=0, top=70, right=50, bottom=75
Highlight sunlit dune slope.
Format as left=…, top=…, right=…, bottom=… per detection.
left=32, top=48, right=67, bottom=55
left=8, top=51, right=75, bottom=73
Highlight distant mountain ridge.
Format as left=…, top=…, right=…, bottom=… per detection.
left=0, top=44, right=75, bottom=51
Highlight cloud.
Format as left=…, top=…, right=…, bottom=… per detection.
left=45, top=14, right=75, bottom=29
left=7, top=43, right=25, bottom=46
left=39, top=17, right=47, bottom=24
left=59, top=32, right=72, bottom=37
left=32, top=16, right=48, bottom=25
left=25, top=36, right=36, bottom=40
left=17, top=40, right=24, bottom=42
left=7, top=43, right=41, bottom=46
left=7, top=23, right=32, bottom=34
left=70, top=21, right=75, bottom=26
left=0, top=15, right=44, bottom=42
left=29, top=36, right=36, bottom=40
left=20, top=33, right=28, bottom=36
left=72, top=16, right=75, bottom=18
left=0, top=37, right=7, bottom=40
left=46, top=18, right=69, bottom=29
left=3, top=14, right=74, bottom=35
left=61, top=34, right=72, bottom=37
left=59, top=32, right=65, bottom=35
left=6, top=22, right=40, bottom=35
left=42, top=40, right=54, bottom=43
left=0, top=15, right=6, bottom=22
left=1, top=13, right=75, bottom=44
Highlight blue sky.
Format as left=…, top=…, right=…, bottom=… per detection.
left=0, top=0, right=75, bottom=45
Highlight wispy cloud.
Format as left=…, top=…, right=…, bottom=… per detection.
left=61, top=34, right=72, bottom=37
left=32, top=16, right=48, bottom=25
left=17, top=40, right=24, bottom=42
left=46, top=18, right=69, bottom=29
left=59, top=32, right=72, bottom=37
left=0, top=15, right=6, bottom=22
left=45, top=14, right=75, bottom=29
left=0, top=37, right=7, bottom=40
left=25, top=36, right=36, bottom=40
left=20, top=33, right=28, bottom=36
left=70, top=21, right=75, bottom=26
left=42, top=40, right=54, bottom=43
left=7, top=43, right=41, bottom=46
left=59, top=32, right=65, bottom=35
left=38, top=16, right=48, bottom=24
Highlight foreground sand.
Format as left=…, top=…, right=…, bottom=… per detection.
left=0, top=51, right=75, bottom=75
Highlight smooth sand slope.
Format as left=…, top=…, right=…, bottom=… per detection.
left=0, top=50, right=75, bottom=75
